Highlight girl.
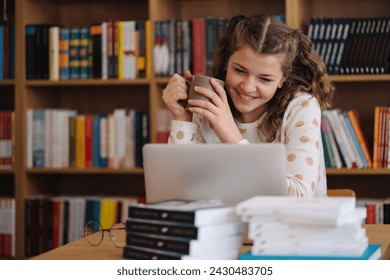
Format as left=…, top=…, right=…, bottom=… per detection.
left=162, top=15, right=335, bottom=197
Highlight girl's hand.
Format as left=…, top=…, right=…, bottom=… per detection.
left=162, top=70, right=193, bottom=122
left=187, top=78, right=244, bottom=143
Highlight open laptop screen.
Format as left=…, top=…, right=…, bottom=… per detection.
left=143, top=144, right=288, bottom=206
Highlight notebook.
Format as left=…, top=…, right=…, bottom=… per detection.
left=142, top=144, right=288, bottom=206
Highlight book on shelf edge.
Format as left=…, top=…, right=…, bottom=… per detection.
left=239, top=244, right=382, bottom=260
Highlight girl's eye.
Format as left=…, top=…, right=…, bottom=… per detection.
left=234, top=68, right=245, bottom=74
left=259, top=77, right=272, bottom=83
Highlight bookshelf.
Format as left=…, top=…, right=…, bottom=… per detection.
left=2, top=0, right=389, bottom=259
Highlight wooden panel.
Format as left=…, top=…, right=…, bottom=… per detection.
left=22, top=0, right=148, bottom=25
left=151, top=0, right=285, bottom=20
left=332, top=81, right=390, bottom=150
left=25, top=86, right=150, bottom=113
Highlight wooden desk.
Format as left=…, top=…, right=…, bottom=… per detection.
left=31, top=225, right=390, bottom=260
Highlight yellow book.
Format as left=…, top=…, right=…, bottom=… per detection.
left=145, top=20, right=152, bottom=78
left=99, top=198, right=118, bottom=229
left=75, top=115, right=86, bottom=168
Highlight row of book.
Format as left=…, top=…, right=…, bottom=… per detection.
left=358, top=198, right=390, bottom=224
left=26, top=108, right=149, bottom=169
left=0, top=197, right=15, bottom=258
left=236, top=196, right=382, bottom=260
left=0, top=25, right=15, bottom=80
left=0, top=111, right=13, bottom=169
left=24, top=195, right=145, bottom=257
left=25, top=19, right=151, bottom=80
left=123, top=200, right=242, bottom=260
left=308, top=17, right=390, bottom=75
left=373, top=106, right=390, bottom=168
left=321, top=109, right=373, bottom=169
left=153, top=17, right=229, bottom=77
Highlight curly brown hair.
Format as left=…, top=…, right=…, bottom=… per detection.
left=211, top=15, right=335, bottom=142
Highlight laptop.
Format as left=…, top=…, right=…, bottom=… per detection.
left=142, top=143, right=288, bottom=206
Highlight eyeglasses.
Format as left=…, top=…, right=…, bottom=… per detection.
left=84, top=220, right=126, bottom=248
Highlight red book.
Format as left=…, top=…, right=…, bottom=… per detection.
left=192, top=18, right=205, bottom=75
left=365, top=202, right=377, bottom=224
left=85, top=114, right=93, bottom=168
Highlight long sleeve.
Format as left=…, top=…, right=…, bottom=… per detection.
left=280, top=94, right=327, bottom=197
left=168, top=120, right=198, bottom=144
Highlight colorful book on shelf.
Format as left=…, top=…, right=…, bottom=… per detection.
left=239, top=244, right=382, bottom=260
left=347, top=110, right=372, bottom=168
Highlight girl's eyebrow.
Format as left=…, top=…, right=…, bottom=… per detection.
left=232, top=62, right=277, bottom=78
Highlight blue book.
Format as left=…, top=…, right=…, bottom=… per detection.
left=239, top=244, right=382, bottom=260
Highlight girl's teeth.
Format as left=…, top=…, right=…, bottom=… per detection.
left=239, top=92, right=254, bottom=100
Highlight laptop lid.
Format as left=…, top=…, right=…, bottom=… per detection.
left=143, top=143, right=288, bottom=206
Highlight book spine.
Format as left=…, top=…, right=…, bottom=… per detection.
left=128, top=207, right=195, bottom=224
left=126, top=220, right=198, bottom=239
left=79, top=26, right=90, bottom=79
left=49, top=26, right=60, bottom=81
left=59, top=27, right=70, bottom=80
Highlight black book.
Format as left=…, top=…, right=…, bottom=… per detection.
left=125, top=232, right=241, bottom=255
left=127, top=200, right=236, bottom=226
left=339, top=18, right=359, bottom=74
left=126, top=218, right=242, bottom=240
left=123, top=245, right=239, bottom=260
left=377, top=17, right=390, bottom=73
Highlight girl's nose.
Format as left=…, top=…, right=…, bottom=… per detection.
left=240, top=78, right=256, bottom=93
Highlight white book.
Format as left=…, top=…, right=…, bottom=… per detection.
left=337, top=109, right=364, bottom=168
left=51, top=110, right=61, bottom=168
left=242, top=207, right=366, bottom=227
left=322, top=113, right=342, bottom=168
left=44, top=109, right=53, bottom=168
left=236, top=196, right=356, bottom=217
left=49, top=26, right=60, bottom=81
left=101, top=21, right=108, bottom=80
left=249, top=223, right=365, bottom=241
left=122, top=21, right=136, bottom=80
left=323, top=110, right=353, bottom=168
left=251, top=237, right=368, bottom=257
left=114, top=109, right=126, bottom=168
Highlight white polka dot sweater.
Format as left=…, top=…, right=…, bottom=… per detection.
left=168, top=93, right=326, bottom=197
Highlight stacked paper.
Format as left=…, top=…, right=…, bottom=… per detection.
left=235, top=196, right=379, bottom=259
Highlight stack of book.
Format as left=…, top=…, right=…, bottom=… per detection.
left=123, top=200, right=243, bottom=260
left=235, top=196, right=382, bottom=260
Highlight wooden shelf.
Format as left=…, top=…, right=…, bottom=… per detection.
left=25, top=79, right=151, bottom=87
left=326, top=168, right=390, bottom=175
left=0, top=80, right=15, bottom=86
left=329, top=74, right=390, bottom=83
left=0, top=169, right=14, bottom=174
left=25, top=167, right=144, bottom=175
left=5, top=0, right=389, bottom=260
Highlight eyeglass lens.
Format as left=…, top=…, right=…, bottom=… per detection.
left=84, top=220, right=104, bottom=246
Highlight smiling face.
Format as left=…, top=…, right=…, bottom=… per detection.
left=225, top=45, right=285, bottom=123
